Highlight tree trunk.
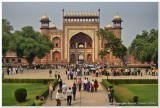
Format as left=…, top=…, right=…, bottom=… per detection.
left=121, top=57, right=126, bottom=69
left=26, top=54, right=35, bottom=66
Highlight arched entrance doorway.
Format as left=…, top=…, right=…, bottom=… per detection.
left=70, top=32, right=93, bottom=63
left=70, top=54, right=76, bottom=63
left=87, top=54, right=92, bottom=63
left=78, top=54, right=84, bottom=64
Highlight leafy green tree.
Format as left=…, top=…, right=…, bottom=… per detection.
left=97, top=28, right=127, bottom=67
left=2, top=19, right=13, bottom=57
left=128, top=29, right=158, bottom=68
left=10, top=26, right=54, bottom=65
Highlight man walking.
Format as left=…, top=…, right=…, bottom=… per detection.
left=77, top=78, right=82, bottom=91
left=56, top=90, right=61, bottom=106
left=67, top=87, right=73, bottom=105
left=62, top=83, right=67, bottom=100
left=72, top=83, right=77, bottom=101
left=108, top=86, right=114, bottom=105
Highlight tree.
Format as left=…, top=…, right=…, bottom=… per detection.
left=2, top=19, right=13, bottom=57
left=128, top=29, right=158, bottom=68
left=97, top=28, right=127, bottom=67
left=10, top=26, right=54, bottom=65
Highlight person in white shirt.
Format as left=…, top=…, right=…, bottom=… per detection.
left=62, top=83, right=67, bottom=99
left=67, top=87, right=73, bottom=105
left=125, top=68, right=128, bottom=76
left=12, top=67, right=16, bottom=74
left=9, top=68, right=11, bottom=74
left=34, top=65, right=37, bottom=71
left=56, top=90, right=61, bottom=106
left=83, top=77, right=87, bottom=90
left=67, top=71, right=70, bottom=79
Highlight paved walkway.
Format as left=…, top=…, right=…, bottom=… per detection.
left=4, top=68, right=158, bottom=106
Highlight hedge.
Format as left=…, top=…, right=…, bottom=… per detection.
left=102, top=79, right=113, bottom=89
left=102, top=79, right=158, bottom=87
left=107, top=79, right=158, bottom=85
left=2, top=79, right=55, bottom=84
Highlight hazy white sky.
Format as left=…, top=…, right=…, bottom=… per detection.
left=2, top=2, right=158, bottom=47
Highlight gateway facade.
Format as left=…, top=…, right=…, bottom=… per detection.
left=39, top=9, right=123, bottom=65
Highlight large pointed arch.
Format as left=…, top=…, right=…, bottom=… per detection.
left=70, top=32, right=92, bottom=49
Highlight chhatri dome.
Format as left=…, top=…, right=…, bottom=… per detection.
left=50, top=23, right=57, bottom=29
left=113, top=13, right=121, bottom=21
left=41, top=13, right=50, bottom=21
left=106, top=23, right=112, bottom=28
left=50, top=23, right=56, bottom=28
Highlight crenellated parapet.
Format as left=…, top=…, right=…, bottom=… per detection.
left=62, top=9, right=100, bottom=22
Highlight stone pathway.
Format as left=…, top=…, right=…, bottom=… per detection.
left=4, top=68, right=158, bottom=106
left=43, top=70, right=114, bottom=106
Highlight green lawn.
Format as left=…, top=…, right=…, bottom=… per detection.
left=2, top=83, right=48, bottom=106
left=114, top=84, right=158, bottom=106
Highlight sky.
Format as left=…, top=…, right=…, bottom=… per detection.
left=2, top=2, right=158, bottom=47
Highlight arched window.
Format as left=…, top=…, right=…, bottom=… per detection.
left=53, top=37, right=61, bottom=48
left=6, top=59, right=10, bottom=63
left=52, top=51, right=61, bottom=62
left=12, top=59, right=15, bottom=62
left=55, top=43, right=58, bottom=47
left=18, top=59, right=21, bottom=63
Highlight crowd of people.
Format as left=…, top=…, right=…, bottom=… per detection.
left=55, top=77, right=99, bottom=106
left=108, top=67, right=158, bottom=76
left=6, top=66, right=24, bottom=75
left=5, top=62, right=158, bottom=77
left=64, top=64, right=158, bottom=79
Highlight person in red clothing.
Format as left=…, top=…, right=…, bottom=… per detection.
left=77, top=78, right=82, bottom=91
left=94, top=79, right=99, bottom=91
